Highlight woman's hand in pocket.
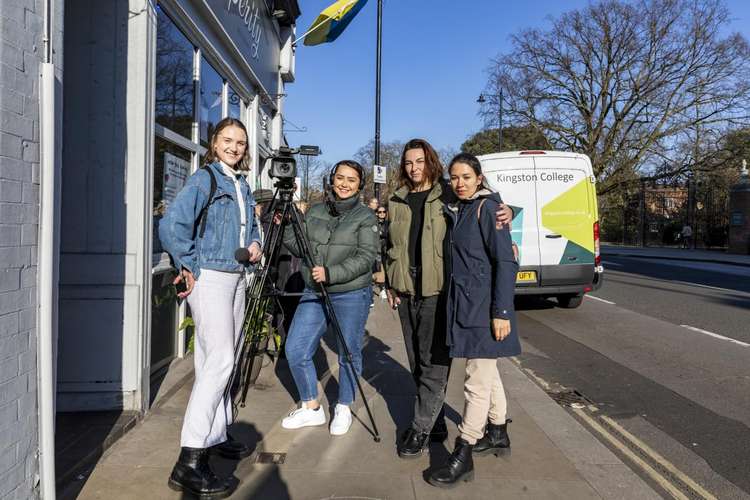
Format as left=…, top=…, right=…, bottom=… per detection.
left=492, top=318, right=511, bottom=341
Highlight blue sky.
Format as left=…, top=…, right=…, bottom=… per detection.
left=284, top=0, right=750, bottom=167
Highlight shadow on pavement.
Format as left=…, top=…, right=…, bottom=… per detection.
left=211, top=421, right=292, bottom=500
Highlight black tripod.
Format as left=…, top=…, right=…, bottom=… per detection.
left=223, top=182, right=381, bottom=442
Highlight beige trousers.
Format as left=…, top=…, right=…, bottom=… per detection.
left=458, top=358, right=508, bottom=444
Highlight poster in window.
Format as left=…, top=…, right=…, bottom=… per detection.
left=163, top=152, right=190, bottom=206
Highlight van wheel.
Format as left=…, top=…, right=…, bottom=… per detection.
left=557, top=293, right=583, bottom=309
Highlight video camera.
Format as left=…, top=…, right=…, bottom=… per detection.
left=269, top=146, right=297, bottom=181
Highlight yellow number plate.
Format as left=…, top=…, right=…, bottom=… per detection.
left=516, top=271, right=537, bottom=283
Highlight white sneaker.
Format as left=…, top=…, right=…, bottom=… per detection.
left=282, top=404, right=326, bottom=429
left=330, top=404, right=353, bottom=436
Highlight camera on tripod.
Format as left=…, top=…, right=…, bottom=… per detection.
left=269, top=147, right=298, bottom=182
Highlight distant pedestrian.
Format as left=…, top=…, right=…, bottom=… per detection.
left=428, top=153, right=520, bottom=488
left=367, top=197, right=379, bottom=211
left=160, top=117, right=262, bottom=498
left=681, top=224, right=693, bottom=249
left=373, top=205, right=390, bottom=297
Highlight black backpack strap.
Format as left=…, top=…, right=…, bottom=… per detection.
left=197, top=166, right=217, bottom=238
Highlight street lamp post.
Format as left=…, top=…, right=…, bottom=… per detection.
left=477, top=89, right=503, bottom=151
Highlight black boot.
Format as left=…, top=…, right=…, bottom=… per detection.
left=209, top=434, right=252, bottom=459
left=168, top=447, right=232, bottom=498
left=428, top=437, right=474, bottom=488
left=473, top=419, right=511, bottom=456
left=429, top=418, right=448, bottom=443
left=397, top=428, right=430, bottom=459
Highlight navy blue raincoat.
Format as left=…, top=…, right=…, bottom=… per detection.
left=444, top=191, right=521, bottom=359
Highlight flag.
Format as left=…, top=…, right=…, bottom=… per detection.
left=303, top=0, right=368, bottom=46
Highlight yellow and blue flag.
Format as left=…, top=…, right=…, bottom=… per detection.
left=303, top=0, right=368, bottom=46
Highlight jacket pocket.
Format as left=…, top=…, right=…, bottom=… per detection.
left=201, top=192, right=233, bottom=257
left=454, top=282, right=490, bottom=328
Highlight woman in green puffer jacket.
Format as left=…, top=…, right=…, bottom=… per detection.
left=280, top=160, right=379, bottom=437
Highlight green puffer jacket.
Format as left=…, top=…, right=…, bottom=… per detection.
left=385, top=182, right=452, bottom=297
left=283, top=196, right=379, bottom=293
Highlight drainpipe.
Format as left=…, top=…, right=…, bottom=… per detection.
left=38, top=0, right=58, bottom=497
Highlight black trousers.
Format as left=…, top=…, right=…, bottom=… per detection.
left=397, top=293, right=452, bottom=433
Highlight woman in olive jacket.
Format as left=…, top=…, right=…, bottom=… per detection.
left=279, top=160, right=379, bottom=437
left=428, top=153, right=521, bottom=488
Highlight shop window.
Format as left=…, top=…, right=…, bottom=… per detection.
left=228, top=85, right=242, bottom=120
left=155, top=6, right=195, bottom=140
left=200, top=58, right=223, bottom=147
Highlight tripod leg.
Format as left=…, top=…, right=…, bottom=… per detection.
left=288, top=206, right=381, bottom=442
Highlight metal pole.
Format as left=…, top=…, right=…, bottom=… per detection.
left=305, top=155, right=310, bottom=202
left=498, top=87, right=503, bottom=151
left=374, top=0, right=383, bottom=201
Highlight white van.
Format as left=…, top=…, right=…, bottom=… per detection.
left=479, top=151, right=603, bottom=308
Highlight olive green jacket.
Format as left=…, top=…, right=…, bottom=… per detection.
left=385, top=183, right=451, bottom=297
left=283, top=198, right=379, bottom=293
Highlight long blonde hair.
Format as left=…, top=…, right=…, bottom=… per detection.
left=203, top=117, right=252, bottom=171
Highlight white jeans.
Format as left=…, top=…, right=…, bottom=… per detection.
left=181, top=269, right=245, bottom=448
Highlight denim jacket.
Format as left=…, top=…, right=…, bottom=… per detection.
left=159, top=162, right=261, bottom=279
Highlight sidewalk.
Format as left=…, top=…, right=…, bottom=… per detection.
left=603, top=244, right=750, bottom=267
left=66, top=299, right=659, bottom=500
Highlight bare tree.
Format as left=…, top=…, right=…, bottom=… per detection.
left=483, top=0, right=750, bottom=195
left=354, top=139, right=405, bottom=202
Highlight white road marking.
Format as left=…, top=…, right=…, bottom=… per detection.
left=601, top=260, right=623, bottom=267
left=586, top=295, right=615, bottom=305
left=671, top=280, right=741, bottom=294
left=680, top=325, right=750, bottom=348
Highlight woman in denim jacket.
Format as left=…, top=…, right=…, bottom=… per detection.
left=159, top=118, right=261, bottom=498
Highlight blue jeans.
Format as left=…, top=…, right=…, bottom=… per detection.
left=285, top=286, right=371, bottom=405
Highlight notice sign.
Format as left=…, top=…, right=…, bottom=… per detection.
left=374, top=164, right=387, bottom=184
left=163, top=152, right=190, bottom=206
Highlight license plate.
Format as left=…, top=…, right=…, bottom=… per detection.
left=516, top=271, right=537, bottom=283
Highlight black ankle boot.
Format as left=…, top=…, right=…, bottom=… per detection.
left=210, top=434, right=252, bottom=459
left=429, top=418, right=448, bottom=443
left=168, top=447, right=232, bottom=498
left=473, top=418, right=512, bottom=456
left=397, top=428, right=430, bottom=459
left=428, top=437, right=474, bottom=488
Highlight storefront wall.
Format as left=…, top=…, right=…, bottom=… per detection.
left=58, top=0, right=292, bottom=412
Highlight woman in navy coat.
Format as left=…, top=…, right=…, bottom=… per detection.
left=428, top=153, right=521, bottom=488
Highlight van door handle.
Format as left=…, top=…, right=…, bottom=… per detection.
left=545, top=234, right=562, bottom=239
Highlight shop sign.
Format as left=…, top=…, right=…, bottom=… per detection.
left=163, top=152, right=190, bottom=206
left=206, top=0, right=281, bottom=94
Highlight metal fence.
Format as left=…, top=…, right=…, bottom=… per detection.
left=599, top=180, right=730, bottom=249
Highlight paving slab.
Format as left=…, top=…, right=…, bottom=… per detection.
left=71, top=299, right=660, bottom=500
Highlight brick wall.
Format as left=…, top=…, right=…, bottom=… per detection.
left=0, top=0, right=42, bottom=497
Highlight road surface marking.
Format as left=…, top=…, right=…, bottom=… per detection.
left=680, top=325, right=750, bottom=348
left=571, top=408, right=694, bottom=500
left=601, top=260, right=623, bottom=267
left=586, top=295, right=615, bottom=305
left=672, top=280, right=743, bottom=294
left=600, top=415, right=718, bottom=500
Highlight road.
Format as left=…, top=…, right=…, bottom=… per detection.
left=515, top=251, right=750, bottom=499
